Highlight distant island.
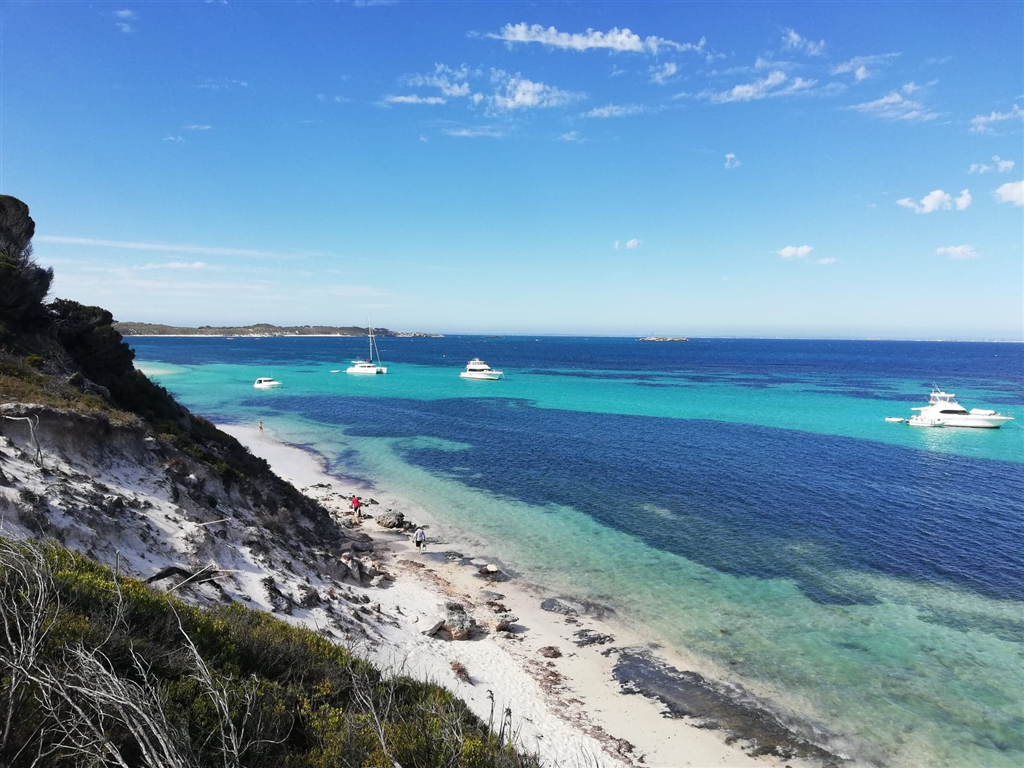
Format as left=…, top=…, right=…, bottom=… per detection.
left=114, top=322, right=443, bottom=338
left=639, top=336, right=689, bottom=342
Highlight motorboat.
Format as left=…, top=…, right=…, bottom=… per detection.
left=253, top=377, right=281, bottom=389
left=346, top=321, right=387, bottom=375
left=460, top=358, right=503, bottom=380
left=907, top=390, right=1014, bottom=429
left=884, top=417, right=905, bottom=423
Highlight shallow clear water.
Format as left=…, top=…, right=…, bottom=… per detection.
left=132, top=336, right=1024, bottom=767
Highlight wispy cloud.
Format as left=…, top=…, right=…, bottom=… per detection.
left=36, top=235, right=303, bottom=260
left=970, top=104, right=1024, bottom=134
left=195, top=78, right=249, bottom=90
left=163, top=135, right=184, bottom=143
left=316, top=93, right=350, bottom=103
left=896, top=189, right=971, bottom=213
left=559, top=131, right=586, bottom=143
left=698, top=71, right=816, bottom=103
left=492, top=76, right=582, bottom=110
left=113, top=9, right=136, bottom=33
left=777, top=245, right=813, bottom=259
left=831, top=53, right=900, bottom=81
left=403, top=63, right=477, bottom=98
left=384, top=94, right=446, bottom=105
left=625, top=238, right=641, bottom=250
left=847, top=90, right=939, bottom=122
left=994, top=180, right=1024, bottom=206
left=968, top=155, right=1015, bottom=174
left=936, top=245, right=979, bottom=260
left=649, top=62, right=678, bottom=85
left=444, top=126, right=504, bottom=138
left=350, top=0, right=398, bottom=7
left=780, top=28, right=824, bottom=56
left=724, top=152, right=740, bottom=169
left=583, top=103, right=645, bottom=118
left=487, top=22, right=704, bottom=56
left=183, top=124, right=212, bottom=131
left=813, top=257, right=837, bottom=265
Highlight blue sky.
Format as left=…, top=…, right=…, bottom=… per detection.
left=2, top=1, right=1022, bottom=338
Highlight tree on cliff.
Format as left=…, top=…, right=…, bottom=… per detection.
left=0, top=195, right=53, bottom=332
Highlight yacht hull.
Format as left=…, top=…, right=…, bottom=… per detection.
left=346, top=367, right=387, bottom=375
left=460, top=371, right=501, bottom=380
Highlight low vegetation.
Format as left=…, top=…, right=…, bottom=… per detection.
left=0, top=537, right=539, bottom=767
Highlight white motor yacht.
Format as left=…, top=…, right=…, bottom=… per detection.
left=460, top=358, right=503, bottom=380
left=346, top=322, right=387, bottom=375
left=253, top=377, right=281, bottom=389
left=907, top=390, right=1013, bottom=429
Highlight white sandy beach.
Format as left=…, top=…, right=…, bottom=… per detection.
left=221, top=423, right=821, bottom=768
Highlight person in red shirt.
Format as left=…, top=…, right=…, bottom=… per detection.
left=350, top=496, right=361, bottom=522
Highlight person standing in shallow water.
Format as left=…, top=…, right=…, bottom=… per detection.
left=414, top=526, right=426, bottom=553
left=258, top=420, right=263, bottom=434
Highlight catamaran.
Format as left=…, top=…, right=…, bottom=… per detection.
left=346, top=322, right=387, bottom=375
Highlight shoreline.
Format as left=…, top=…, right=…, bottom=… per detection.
left=221, top=422, right=838, bottom=768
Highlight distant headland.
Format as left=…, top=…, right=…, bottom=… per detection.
left=638, top=336, right=689, bottom=342
left=114, top=322, right=443, bottom=338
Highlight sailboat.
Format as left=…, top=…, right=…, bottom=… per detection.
left=346, top=320, right=387, bottom=375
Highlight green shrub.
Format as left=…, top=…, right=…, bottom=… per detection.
left=23, top=354, right=43, bottom=369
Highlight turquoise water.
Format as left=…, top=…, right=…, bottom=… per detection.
left=133, top=337, right=1024, bottom=767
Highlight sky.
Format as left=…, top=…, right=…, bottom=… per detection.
left=1, top=0, right=1022, bottom=339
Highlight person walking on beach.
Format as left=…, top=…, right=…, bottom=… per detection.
left=258, top=420, right=263, bottom=434
left=414, top=526, right=426, bottom=553
left=350, top=495, right=361, bottom=522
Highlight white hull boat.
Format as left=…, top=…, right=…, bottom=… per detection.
left=253, top=377, right=281, bottom=389
left=346, top=321, right=387, bottom=375
left=460, top=358, right=503, bottom=380
left=907, top=390, right=1013, bottom=429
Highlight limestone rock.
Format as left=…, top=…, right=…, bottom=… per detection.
left=444, top=601, right=477, bottom=640
left=375, top=509, right=405, bottom=529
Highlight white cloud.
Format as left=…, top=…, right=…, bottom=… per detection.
left=351, top=0, right=397, bottom=7
left=613, top=240, right=620, bottom=250
left=649, top=62, right=678, bottom=85
left=136, top=261, right=214, bottom=271
left=113, top=8, right=136, bottom=33
left=777, top=245, right=813, bottom=259
left=583, top=103, right=645, bottom=118
left=902, top=81, right=920, bottom=94
left=625, top=238, right=641, bottom=250
left=444, top=126, right=504, bottom=138
left=492, top=76, right=582, bottom=110
left=697, top=71, right=817, bottom=104
left=831, top=53, right=900, bottom=81
left=488, top=22, right=704, bottom=55
left=385, top=95, right=446, bottom=105
left=559, top=131, right=586, bottom=143
left=163, top=135, right=184, bottom=143
left=970, top=104, right=1024, bottom=134
left=113, top=9, right=136, bottom=19
left=813, top=257, right=836, bottom=265
left=936, top=245, right=979, bottom=260
left=183, top=124, right=212, bottom=131
left=724, top=152, right=740, bottom=169
left=847, top=91, right=939, bottom=122
left=968, top=155, right=1015, bottom=174
left=895, top=189, right=971, bottom=213
left=36, top=235, right=300, bottom=260
left=781, top=28, right=825, bottom=56
left=418, top=135, right=428, bottom=143
left=994, top=180, right=1024, bottom=206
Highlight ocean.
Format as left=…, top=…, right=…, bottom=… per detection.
left=131, top=336, right=1024, bottom=767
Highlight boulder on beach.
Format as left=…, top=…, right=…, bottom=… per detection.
left=491, top=611, right=518, bottom=632
left=375, top=509, right=405, bottom=529
left=443, top=601, right=477, bottom=640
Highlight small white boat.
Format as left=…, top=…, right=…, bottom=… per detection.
left=253, top=377, right=281, bottom=389
left=907, top=389, right=1014, bottom=429
left=346, top=321, right=387, bottom=375
left=884, top=417, right=905, bottom=423
left=460, top=358, right=503, bottom=380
